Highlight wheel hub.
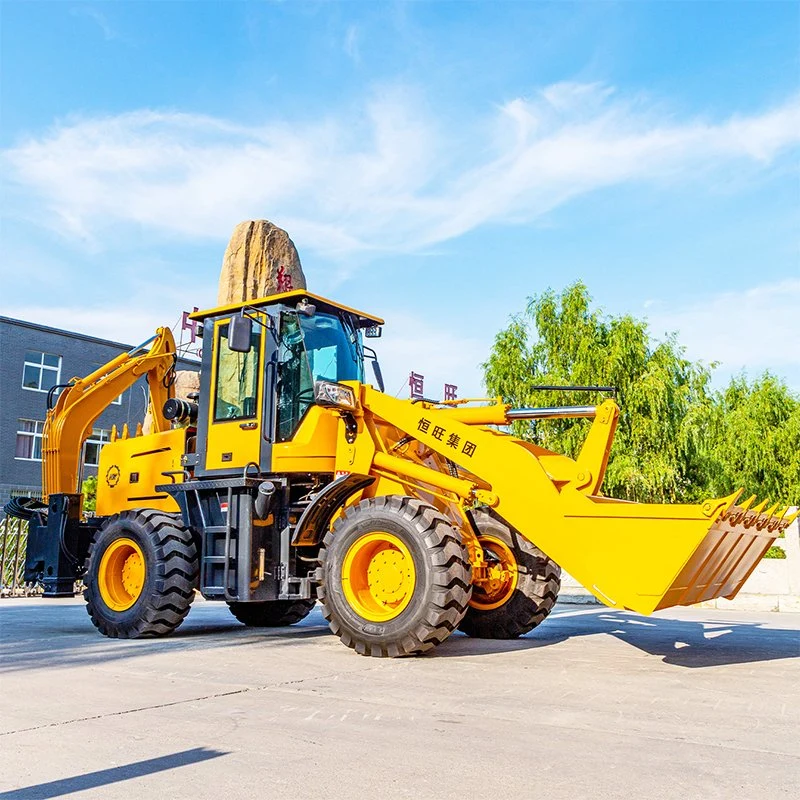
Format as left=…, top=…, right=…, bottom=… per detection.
left=98, top=537, right=146, bottom=612
left=342, top=532, right=417, bottom=622
left=469, top=535, right=518, bottom=611
left=367, top=550, right=411, bottom=603
left=121, top=552, right=144, bottom=597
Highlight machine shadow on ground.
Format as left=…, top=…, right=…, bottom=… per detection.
left=1, top=601, right=798, bottom=673
left=436, top=607, right=800, bottom=667
left=0, top=602, right=331, bottom=673
left=0, top=747, right=228, bottom=799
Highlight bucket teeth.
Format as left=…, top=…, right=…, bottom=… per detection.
left=757, top=503, right=780, bottom=531
left=725, top=494, right=755, bottom=525
left=767, top=506, right=790, bottom=533
left=721, top=496, right=796, bottom=534
left=743, top=499, right=769, bottom=528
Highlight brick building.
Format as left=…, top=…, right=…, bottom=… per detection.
left=0, top=316, right=199, bottom=512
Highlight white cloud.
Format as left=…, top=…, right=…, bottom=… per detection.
left=71, top=6, right=117, bottom=41
left=3, top=84, right=798, bottom=257
left=344, top=25, right=361, bottom=63
left=648, top=278, right=800, bottom=380
left=371, top=311, right=490, bottom=399
left=0, top=304, right=182, bottom=348
left=0, top=280, right=207, bottom=353
left=0, top=301, right=488, bottom=399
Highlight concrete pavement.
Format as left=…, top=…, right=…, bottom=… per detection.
left=1, top=598, right=798, bottom=799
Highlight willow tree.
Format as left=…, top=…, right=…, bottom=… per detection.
left=482, top=282, right=714, bottom=503
left=704, top=373, right=800, bottom=505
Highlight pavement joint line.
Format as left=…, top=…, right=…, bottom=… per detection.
left=248, top=684, right=800, bottom=759
left=8, top=671, right=798, bottom=761
left=0, top=666, right=381, bottom=738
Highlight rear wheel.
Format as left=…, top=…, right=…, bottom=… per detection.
left=317, top=496, right=471, bottom=657
left=84, top=509, right=198, bottom=638
left=227, top=599, right=316, bottom=627
left=459, top=510, right=560, bottom=639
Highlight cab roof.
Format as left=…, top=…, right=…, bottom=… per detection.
left=189, top=290, right=384, bottom=327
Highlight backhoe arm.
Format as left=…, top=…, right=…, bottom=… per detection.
left=41, top=327, right=177, bottom=501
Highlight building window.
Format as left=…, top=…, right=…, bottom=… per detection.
left=15, top=420, right=45, bottom=461
left=22, top=351, right=61, bottom=393
left=10, top=489, right=43, bottom=501
left=84, top=428, right=112, bottom=467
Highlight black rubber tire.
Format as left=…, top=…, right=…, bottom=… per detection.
left=227, top=599, right=316, bottom=627
left=458, top=510, right=560, bottom=639
left=317, top=496, right=472, bottom=658
left=84, top=509, right=199, bottom=638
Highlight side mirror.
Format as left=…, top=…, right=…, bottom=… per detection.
left=371, top=359, right=385, bottom=393
left=364, top=325, right=382, bottom=339
left=228, top=313, right=253, bottom=352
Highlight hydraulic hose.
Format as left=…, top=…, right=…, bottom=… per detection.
left=3, top=496, right=47, bottom=521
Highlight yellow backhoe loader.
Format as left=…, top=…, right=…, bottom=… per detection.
left=9, top=290, right=796, bottom=656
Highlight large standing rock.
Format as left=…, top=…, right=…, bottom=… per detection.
left=142, top=369, right=200, bottom=434
left=173, top=369, right=201, bottom=400
left=217, top=220, right=307, bottom=306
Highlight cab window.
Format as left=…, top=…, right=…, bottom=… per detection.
left=214, top=321, right=262, bottom=421
left=276, top=314, right=313, bottom=441
left=275, top=310, right=364, bottom=442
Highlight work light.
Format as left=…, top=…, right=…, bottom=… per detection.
left=314, top=381, right=358, bottom=411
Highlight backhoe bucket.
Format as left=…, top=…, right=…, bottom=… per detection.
left=547, top=491, right=795, bottom=615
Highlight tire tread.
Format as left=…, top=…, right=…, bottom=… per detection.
left=317, top=496, right=472, bottom=657
left=84, top=509, right=198, bottom=639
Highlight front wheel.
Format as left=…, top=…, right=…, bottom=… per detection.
left=317, top=496, right=472, bottom=657
left=84, top=509, right=198, bottom=638
left=458, top=510, right=560, bottom=639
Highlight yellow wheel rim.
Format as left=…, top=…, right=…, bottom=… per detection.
left=342, top=532, right=416, bottom=622
left=98, top=537, right=145, bottom=612
left=469, top=535, right=518, bottom=611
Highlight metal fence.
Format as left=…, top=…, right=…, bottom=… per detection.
left=0, top=516, right=40, bottom=597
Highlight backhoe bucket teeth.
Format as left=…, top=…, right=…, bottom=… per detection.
left=551, top=491, right=791, bottom=615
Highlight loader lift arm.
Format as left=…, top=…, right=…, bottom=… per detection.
left=352, top=388, right=798, bottom=616
left=41, top=327, right=178, bottom=502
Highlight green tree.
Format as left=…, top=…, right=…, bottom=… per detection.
left=704, top=373, right=800, bottom=505
left=81, top=475, right=98, bottom=513
left=483, top=282, right=800, bottom=506
left=483, top=282, right=715, bottom=503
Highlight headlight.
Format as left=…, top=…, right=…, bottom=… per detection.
left=314, top=381, right=357, bottom=411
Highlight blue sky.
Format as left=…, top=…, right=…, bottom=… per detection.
left=1, top=0, right=798, bottom=398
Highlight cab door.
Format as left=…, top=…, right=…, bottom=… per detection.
left=205, top=315, right=265, bottom=471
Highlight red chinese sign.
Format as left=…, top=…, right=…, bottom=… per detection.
left=277, top=265, right=294, bottom=293
left=409, top=372, right=458, bottom=401
left=181, top=307, right=199, bottom=343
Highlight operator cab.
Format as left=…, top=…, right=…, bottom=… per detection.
left=188, top=291, right=384, bottom=477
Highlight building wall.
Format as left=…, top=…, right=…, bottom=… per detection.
left=0, top=317, right=198, bottom=511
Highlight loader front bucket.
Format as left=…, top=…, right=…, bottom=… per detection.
left=537, top=491, right=795, bottom=615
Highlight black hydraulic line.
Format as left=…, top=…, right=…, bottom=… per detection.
left=530, top=384, right=617, bottom=398
left=46, top=384, right=72, bottom=411
left=3, top=497, right=47, bottom=521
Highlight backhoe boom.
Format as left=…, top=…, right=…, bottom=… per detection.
left=41, top=327, right=177, bottom=502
